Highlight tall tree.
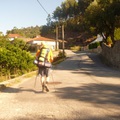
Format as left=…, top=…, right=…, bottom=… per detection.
left=78, top=0, right=94, bottom=14
left=85, top=0, right=120, bottom=45
left=46, top=14, right=52, bottom=26
left=53, top=6, right=63, bottom=21
left=53, top=0, right=78, bottom=21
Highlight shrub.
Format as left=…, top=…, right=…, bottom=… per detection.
left=0, top=37, right=36, bottom=81
left=115, top=28, right=120, bottom=41
left=52, top=50, right=66, bottom=64
left=89, top=42, right=100, bottom=49
left=58, top=50, right=66, bottom=58
left=70, top=46, right=81, bottom=51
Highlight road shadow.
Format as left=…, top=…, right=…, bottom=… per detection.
left=54, top=83, right=120, bottom=106
left=78, top=52, right=120, bottom=78
left=11, top=115, right=120, bottom=120
left=0, top=86, right=42, bottom=94
left=54, top=52, right=120, bottom=78
left=54, top=55, right=80, bottom=71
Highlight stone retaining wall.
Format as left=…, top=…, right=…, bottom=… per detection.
left=101, top=41, right=120, bottom=69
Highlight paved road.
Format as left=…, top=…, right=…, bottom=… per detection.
left=0, top=51, right=120, bottom=120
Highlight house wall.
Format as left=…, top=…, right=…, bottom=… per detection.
left=32, top=40, right=58, bottom=50
left=101, top=41, right=120, bottom=69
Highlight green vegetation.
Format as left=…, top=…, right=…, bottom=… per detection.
left=89, top=42, right=100, bottom=49
left=7, top=26, right=41, bottom=38
left=103, top=28, right=120, bottom=45
left=70, top=46, right=81, bottom=51
left=0, top=36, right=36, bottom=82
left=52, top=0, right=120, bottom=47
left=85, top=0, right=120, bottom=45
left=114, top=28, right=120, bottom=41
left=52, top=50, right=67, bottom=65
left=0, top=36, right=66, bottom=82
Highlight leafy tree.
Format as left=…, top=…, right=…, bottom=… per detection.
left=46, top=14, right=52, bottom=26
left=53, top=0, right=78, bottom=20
left=85, top=0, right=120, bottom=45
left=53, top=6, right=63, bottom=21
left=61, top=0, right=78, bottom=19
left=0, top=36, right=35, bottom=80
left=12, top=38, right=29, bottom=51
left=7, top=26, right=41, bottom=38
left=78, top=0, right=94, bottom=14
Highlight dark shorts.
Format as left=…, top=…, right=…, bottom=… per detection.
left=38, top=67, right=50, bottom=77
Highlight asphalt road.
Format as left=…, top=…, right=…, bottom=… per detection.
left=0, top=51, right=120, bottom=120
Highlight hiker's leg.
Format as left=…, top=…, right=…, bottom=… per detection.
left=41, top=76, right=45, bottom=92
left=46, top=77, right=49, bottom=83
left=44, top=68, right=50, bottom=92
left=39, top=67, right=46, bottom=92
left=46, top=68, right=50, bottom=83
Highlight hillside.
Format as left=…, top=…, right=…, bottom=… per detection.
left=44, top=31, right=96, bottom=48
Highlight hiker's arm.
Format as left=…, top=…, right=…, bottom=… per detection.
left=49, top=50, right=53, bottom=63
left=47, top=49, right=53, bottom=63
left=36, top=50, right=40, bottom=59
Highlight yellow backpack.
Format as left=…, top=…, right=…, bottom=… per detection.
left=38, top=47, right=49, bottom=62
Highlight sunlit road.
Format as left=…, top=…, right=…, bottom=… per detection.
left=0, top=51, right=120, bottom=120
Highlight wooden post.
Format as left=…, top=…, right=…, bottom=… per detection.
left=62, top=24, right=65, bottom=56
left=56, top=25, right=58, bottom=50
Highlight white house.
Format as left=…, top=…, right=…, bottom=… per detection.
left=7, top=34, right=22, bottom=41
left=27, top=35, right=59, bottom=50
left=7, top=33, right=31, bottom=42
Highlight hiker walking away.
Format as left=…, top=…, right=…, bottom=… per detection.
left=36, top=42, right=53, bottom=92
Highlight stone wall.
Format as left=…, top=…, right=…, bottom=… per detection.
left=89, top=46, right=102, bottom=53
left=101, top=41, right=120, bottom=69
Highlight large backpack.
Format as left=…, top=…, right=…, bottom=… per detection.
left=38, top=47, right=49, bottom=62
left=37, top=47, right=51, bottom=68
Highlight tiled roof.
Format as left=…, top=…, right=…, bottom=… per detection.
left=33, top=36, right=55, bottom=41
left=8, top=34, right=21, bottom=38
left=27, top=36, right=55, bottom=42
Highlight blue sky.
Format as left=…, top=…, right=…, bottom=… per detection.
left=0, top=0, right=64, bottom=34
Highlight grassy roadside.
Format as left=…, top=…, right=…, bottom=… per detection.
left=52, top=57, right=66, bottom=65
left=0, top=71, right=37, bottom=91
left=0, top=49, right=68, bottom=91
left=0, top=56, right=66, bottom=91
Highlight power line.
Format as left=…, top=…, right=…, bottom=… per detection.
left=36, top=0, right=49, bottom=15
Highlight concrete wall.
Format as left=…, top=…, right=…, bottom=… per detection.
left=101, top=41, right=120, bottom=69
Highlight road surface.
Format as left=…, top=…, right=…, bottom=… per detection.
left=0, top=51, right=120, bottom=120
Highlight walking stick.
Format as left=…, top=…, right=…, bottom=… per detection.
left=50, top=69, right=56, bottom=92
left=34, top=69, right=39, bottom=88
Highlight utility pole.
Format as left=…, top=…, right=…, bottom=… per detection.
left=62, top=24, right=65, bottom=56
left=56, top=21, right=65, bottom=55
left=56, top=25, right=58, bottom=50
